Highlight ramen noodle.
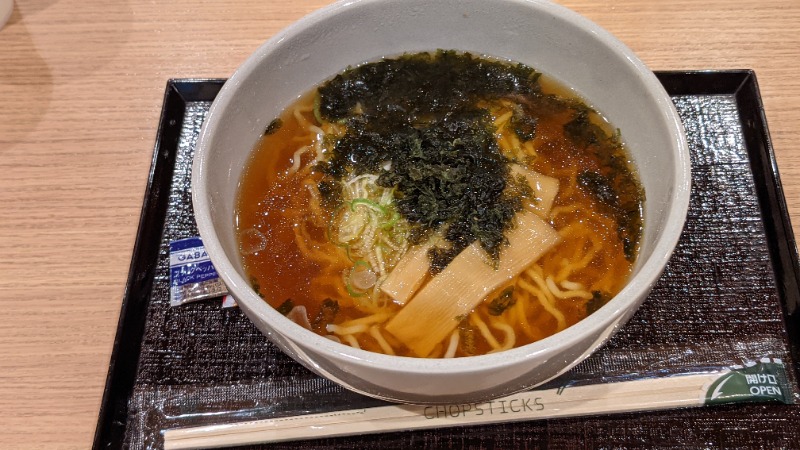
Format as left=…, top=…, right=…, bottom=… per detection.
left=235, top=51, right=644, bottom=358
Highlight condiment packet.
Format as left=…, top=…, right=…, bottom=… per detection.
left=169, top=237, right=229, bottom=306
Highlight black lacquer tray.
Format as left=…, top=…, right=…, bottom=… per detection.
left=94, top=72, right=800, bottom=449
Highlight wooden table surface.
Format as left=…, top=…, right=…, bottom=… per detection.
left=1, top=0, right=798, bottom=448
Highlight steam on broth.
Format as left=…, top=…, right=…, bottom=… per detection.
left=236, top=51, right=644, bottom=358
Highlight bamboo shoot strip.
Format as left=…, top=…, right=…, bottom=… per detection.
left=511, top=165, right=560, bottom=220
left=384, top=212, right=561, bottom=356
left=380, top=241, right=433, bottom=305
left=381, top=168, right=558, bottom=306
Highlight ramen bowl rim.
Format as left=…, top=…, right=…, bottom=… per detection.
left=192, top=0, right=691, bottom=397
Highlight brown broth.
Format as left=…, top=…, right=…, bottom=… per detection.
left=236, top=54, right=641, bottom=358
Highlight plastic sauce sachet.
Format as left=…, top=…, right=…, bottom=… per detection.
left=169, top=237, right=230, bottom=306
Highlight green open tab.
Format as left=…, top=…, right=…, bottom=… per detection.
left=704, top=358, right=794, bottom=406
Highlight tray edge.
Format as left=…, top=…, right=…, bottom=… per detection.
left=92, top=72, right=800, bottom=448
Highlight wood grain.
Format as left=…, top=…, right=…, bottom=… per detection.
left=0, top=0, right=797, bottom=448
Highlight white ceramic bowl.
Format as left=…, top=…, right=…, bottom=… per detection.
left=192, top=0, right=690, bottom=404
left=0, top=0, right=13, bottom=30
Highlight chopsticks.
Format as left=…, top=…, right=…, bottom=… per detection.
left=163, top=372, right=721, bottom=449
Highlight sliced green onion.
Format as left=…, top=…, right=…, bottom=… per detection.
left=350, top=198, right=387, bottom=215
left=379, top=210, right=401, bottom=230
left=345, top=260, right=374, bottom=297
